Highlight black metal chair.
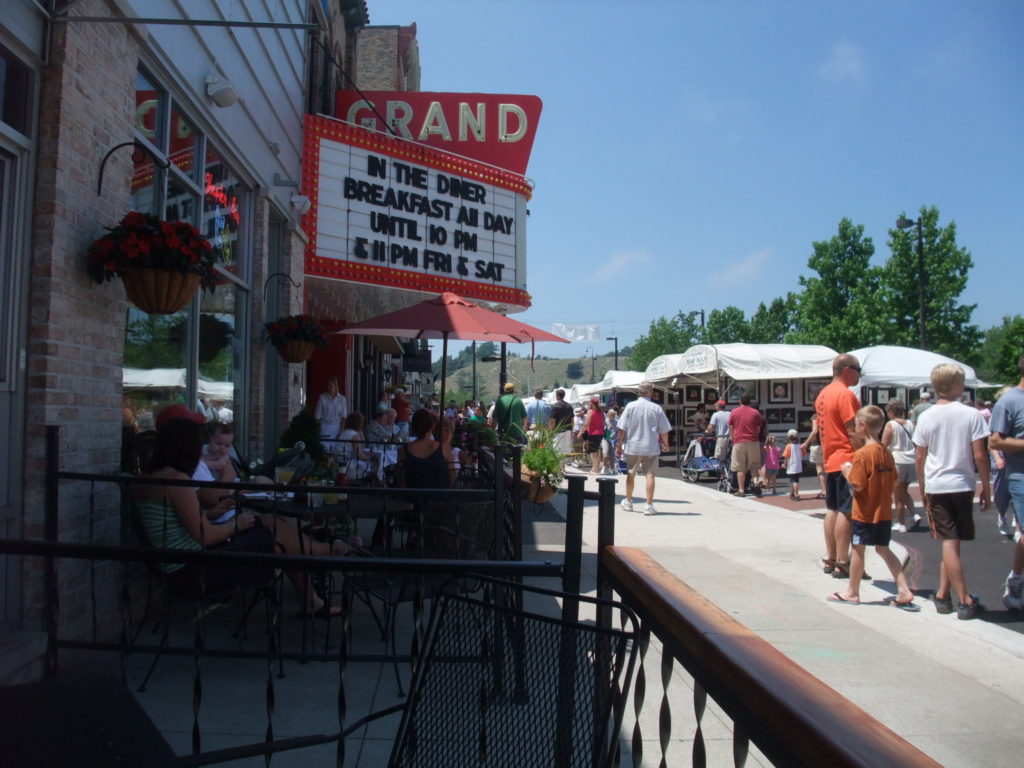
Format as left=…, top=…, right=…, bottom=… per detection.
left=116, top=481, right=282, bottom=691
left=344, top=575, right=640, bottom=767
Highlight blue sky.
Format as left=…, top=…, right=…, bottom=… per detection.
left=376, top=0, right=1023, bottom=364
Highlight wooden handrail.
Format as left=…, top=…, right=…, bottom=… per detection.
left=602, top=547, right=943, bottom=768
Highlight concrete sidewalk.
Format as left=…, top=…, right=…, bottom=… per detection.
left=542, top=469, right=1024, bottom=767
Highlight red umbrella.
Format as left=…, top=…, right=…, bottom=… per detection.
left=338, top=292, right=568, bottom=408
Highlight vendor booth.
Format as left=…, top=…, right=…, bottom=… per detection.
left=644, top=343, right=839, bottom=449
left=846, top=346, right=986, bottom=406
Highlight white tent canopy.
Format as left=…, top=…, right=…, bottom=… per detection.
left=123, top=368, right=234, bottom=399
left=847, top=346, right=984, bottom=389
left=567, top=382, right=602, bottom=404
left=644, top=343, right=838, bottom=385
left=592, top=369, right=646, bottom=395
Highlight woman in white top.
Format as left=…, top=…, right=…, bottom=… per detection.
left=314, top=376, right=348, bottom=443
left=881, top=398, right=921, bottom=533
left=334, top=411, right=375, bottom=481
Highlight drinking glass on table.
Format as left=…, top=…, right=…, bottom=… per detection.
left=275, top=466, right=296, bottom=485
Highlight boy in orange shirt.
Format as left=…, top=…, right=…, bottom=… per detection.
left=827, top=405, right=919, bottom=611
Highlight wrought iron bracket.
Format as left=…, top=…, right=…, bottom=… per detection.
left=96, top=140, right=169, bottom=197
left=263, top=272, right=301, bottom=304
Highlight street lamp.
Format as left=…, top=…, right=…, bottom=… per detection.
left=688, top=309, right=705, bottom=340
left=481, top=344, right=507, bottom=396
left=606, top=336, right=619, bottom=370
left=896, top=215, right=926, bottom=349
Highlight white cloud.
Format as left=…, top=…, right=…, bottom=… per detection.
left=709, top=248, right=773, bottom=288
left=818, top=42, right=867, bottom=83
left=590, top=249, right=651, bottom=282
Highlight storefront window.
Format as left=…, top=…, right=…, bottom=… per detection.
left=169, top=105, right=199, bottom=181
left=204, top=147, right=246, bottom=277
left=123, top=68, right=252, bottom=449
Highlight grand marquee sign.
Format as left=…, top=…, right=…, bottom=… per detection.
left=302, top=114, right=531, bottom=307
left=335, top=91, right=542, bottom=176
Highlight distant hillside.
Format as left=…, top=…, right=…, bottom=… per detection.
left=440, top=354, right=632, bottom=403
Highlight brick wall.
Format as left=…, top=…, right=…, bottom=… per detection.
left=22, top=0, right=136, bottom=641
left=355, top=27, right=401, bottom=89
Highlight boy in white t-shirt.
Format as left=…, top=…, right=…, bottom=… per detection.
left=913, top=364, right=991, bottom=620
left=781, top=429, right=805, bottom=500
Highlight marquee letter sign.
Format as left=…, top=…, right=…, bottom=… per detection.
left=302, top=114, right=532, bottom=308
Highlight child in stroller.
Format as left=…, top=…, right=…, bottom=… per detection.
left=679, top=432, right=720, bottom=483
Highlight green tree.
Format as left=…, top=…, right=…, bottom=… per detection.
left=884, top=206, right=980, bottom=362
left=705, top=306, right=750, bottom=344
left=790, top=218, right=886, bottom=351
left=984, top=315, right=1024, bottom=385
left=627, top=312, right=702, bottom=371
left=566, top=361, right=584, bottom=380
left=748, top=294, right=798, bottom=343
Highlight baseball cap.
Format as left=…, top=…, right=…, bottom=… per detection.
left=590, top=396, right=600, bottom=403
left=716, top=399, right=726, bottom=407
left=156, top=404, right=205, bottom=430
left=787, top=428, right=799, bottom=438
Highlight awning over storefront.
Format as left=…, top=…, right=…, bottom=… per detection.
left=367, top=335, right=404, bottom=355
left=645, top=344, right=838, bottom=386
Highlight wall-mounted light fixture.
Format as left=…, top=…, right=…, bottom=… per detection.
left=205, top=68, right=239, bottom=108
left=291, top=194, right=312, bottom=215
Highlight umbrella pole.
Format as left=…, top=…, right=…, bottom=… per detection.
left=439, top=332, right=449, bottom=415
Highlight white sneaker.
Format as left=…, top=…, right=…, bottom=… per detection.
left=621, top=500, right=634, bottom=513
left=997, top=514, right=1012, bottom=538
left=643, top=504, right=656, bottom=516
left=892, top=523, right=907, bottom=533
left=1003, top=574, right=1024, bottom=611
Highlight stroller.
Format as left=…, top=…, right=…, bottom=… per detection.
left=678, top=432, right=720, bottom=483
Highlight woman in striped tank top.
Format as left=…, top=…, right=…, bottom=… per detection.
left=136, top=411, right=355, bottom=619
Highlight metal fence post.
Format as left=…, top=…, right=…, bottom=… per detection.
left=44, top=425, right=60, bottom=678
left=562, top=475, right=585, bottom=602
left=595, top=477, right=616, bottom=631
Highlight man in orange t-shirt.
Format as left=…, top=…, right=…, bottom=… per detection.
left=815, top=354, right=864, bottom=580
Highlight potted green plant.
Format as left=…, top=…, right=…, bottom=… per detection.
left=264, top=314, right=329, bottom=363
left=520, top=425, right=565, bottom=504
left=86, top=211, right=216, bottom=314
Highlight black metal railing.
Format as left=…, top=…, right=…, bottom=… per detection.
left=592, top=478, right=942, bottom=768
left=0, top=426, right=590, bottom=765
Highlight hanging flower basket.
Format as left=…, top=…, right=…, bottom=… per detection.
left=85, top=211, right=216, bottom=315
left=275, top=339, right=316, bottom=363
left=121, top=268, right=201, bottom=314
left=265, top=314, right=329, bottom=363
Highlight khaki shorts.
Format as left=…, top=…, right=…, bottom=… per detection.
left=626, top=454, right=658, bottom=474
left=730, top=441, right=762, bottom=473
left=714, top=436, right=730, bottom=460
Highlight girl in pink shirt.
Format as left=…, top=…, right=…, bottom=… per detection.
left=762, top=435, right=782, bottom=495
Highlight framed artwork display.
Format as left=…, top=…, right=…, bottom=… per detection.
left=667, top=409, right=677, bottom=425
left=727, top=381, right=753, bottom=404
left=798, top=410, right=815, bottom=432
left=683, top=406, right=697, bottom=426
left=685, top=385, right=702, bottom=402
left=704, top=389, right=719, bottom=405
left=780, top=407, right=796, bottom=423
left=768, top=380, right=792, bottom=404
left=804, top=379, right=827, bottom=405
left=766, top=408, right=781, bottom=424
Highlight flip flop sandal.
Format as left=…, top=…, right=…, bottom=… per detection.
left=827, top=592, right=859, bottom=605
left=832, top=563, right=872, bottom=580
left=891, top=599, right=921, bottom=612
left=821, top=558, right=836, bottom=574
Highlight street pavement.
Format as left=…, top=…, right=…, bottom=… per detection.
left=545, top=465, right=1024, bottom=767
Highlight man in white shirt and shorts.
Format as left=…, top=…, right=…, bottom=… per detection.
left=616, top=382, right=671, bottom=516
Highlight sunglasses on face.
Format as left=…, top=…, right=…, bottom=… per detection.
left=846, top=365, right=862, bottom=373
